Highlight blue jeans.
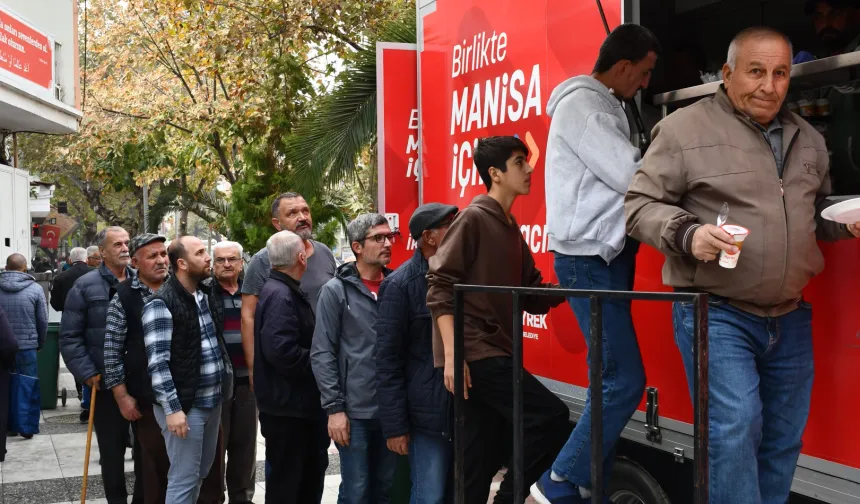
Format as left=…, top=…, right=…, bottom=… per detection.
left=81, top=384, right=91, bottom=410
left=550, top=240, right=646, bottom=490
left=153, top=403, right=223, bottom=504
left=15, top=349, right=38, bottom=377
left=673, top=298, right=814, bottom=504
left=336, top=418, right=397, bottom=504
left=408, top=432, right=453, bottom=504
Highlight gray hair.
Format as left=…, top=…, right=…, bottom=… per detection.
left=68, top=247, right=87, bottom=263
left=347, top=213, right=389, bottom=244
left=271, top=192, right=304, bottom=218
left=726, top=27, right=793, bottom=70
left=86, top=246, right=100, bottom=257
left=213, top=241, right=243, bottom=256
left=267, top=231, right=304, bottom=269
left=94, top=226, right=128, bottom=248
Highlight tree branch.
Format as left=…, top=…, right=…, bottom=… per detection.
left=212, top=131, right=236, bottom=184
left=97, top=106, right=193, bottom=134
left=302, top=24, right=363, bottom=51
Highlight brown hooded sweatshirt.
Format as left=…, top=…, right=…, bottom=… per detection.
left=426, top=194, right=563, bottom=367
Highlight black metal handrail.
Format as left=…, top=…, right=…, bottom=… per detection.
left=452, top=285, right=709, bottom=504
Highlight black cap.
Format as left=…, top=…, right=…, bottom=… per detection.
left=408, top=203, right=459, bottom=240
left=129, top=233, right=167, bottom=258
left=805, top=0, right=859, bottom=14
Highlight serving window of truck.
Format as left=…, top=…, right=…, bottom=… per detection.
left=412, top=0, right=860, bottom=502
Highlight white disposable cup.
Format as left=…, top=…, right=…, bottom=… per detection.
left=718, top=224, right=750, bottom=269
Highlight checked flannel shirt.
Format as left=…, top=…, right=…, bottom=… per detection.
left=103, top=274, right=156, bottom=390
left=142, top=289, right=225, bottom=415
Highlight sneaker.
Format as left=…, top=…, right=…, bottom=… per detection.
left=80, top=409, right=89, bottom=424
left=20, top=433, right=34, bottom=440
left=531, top=470, right=589, bottom=504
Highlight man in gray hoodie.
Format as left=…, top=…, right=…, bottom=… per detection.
left=0, top=253, right=48, bottom=439
left=311, top=213, right=398, bottom=504
left=533, top=24, right=661, bottom=504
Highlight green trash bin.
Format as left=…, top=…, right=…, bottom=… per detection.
left=390, top=454, right=412, bottom=503
left=37, top=322, right=61, bottom=410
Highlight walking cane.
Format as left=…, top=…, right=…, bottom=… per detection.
left=81, top=376, right=100, bottom=504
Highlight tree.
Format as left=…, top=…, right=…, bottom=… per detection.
left=286, top=13, right=417, bottom=201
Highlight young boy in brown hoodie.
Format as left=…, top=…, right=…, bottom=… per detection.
left=426, top=135, right=571, bottom=503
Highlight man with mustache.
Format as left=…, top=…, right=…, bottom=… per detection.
left=103, top=234, right=170, bottom=504
left=806, top=0, right=859, bottom=56
left=61, top=226, right=142, bottom=504
left=204, top=241, right=257, bottom=504
left=143, top=236, right=234, bottom=504
left=311, top=213, right=398, bottom=504
left=626, top=27, right=860, bottom=503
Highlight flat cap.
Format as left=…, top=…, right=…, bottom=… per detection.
left=129, top=233, right=167, bottom=258
left=408, top=203, right=459, bottom=240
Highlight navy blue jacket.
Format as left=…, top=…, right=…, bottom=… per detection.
left=60, top=264, right=132, bottom=381
left=374, top=248, right=451, bottom=440
left=254, top=269, right=322, bottom=419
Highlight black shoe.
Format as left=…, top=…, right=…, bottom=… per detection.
left=80, top=409, right=89, bottom=424
left=21, top=433, right=34, bottom=439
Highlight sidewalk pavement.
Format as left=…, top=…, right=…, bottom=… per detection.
left=1, top=357, right=527, bottom=503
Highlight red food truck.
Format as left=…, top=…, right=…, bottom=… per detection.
left=376, top=0, right=860, bottom=501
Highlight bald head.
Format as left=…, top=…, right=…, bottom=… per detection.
left=5, top=254, right=27, bottom=272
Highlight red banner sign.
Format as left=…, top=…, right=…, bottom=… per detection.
left=0, top=6, right=53, bottom=89
left=420, top=0, right=621, bottom=381
left=377, top=43, right=420, bottom=269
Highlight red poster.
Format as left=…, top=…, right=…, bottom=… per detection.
left=377, top=43, right=420, bottom=269
left=40, top=224, right=60, bottom=249
left=0, top=6, right=53, bottom=89
left=420, top=0, right=622, bottom=381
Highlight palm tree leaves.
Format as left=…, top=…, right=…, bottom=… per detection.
left=285, top=13, right=416, bottom=196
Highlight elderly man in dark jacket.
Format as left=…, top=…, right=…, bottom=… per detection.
left=375, top=203, right=458, bottom=504
left=59, top=226, right=141, bottom=504
left=50, top=247, right=93, bottom=312
left=254, top=230, right=328, bottom=504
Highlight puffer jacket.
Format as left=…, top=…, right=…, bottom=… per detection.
left=60, top=263, right=132, bottom=381
left=311, top=262, right=392, bottom=419
left=0, top=271, right=48, bottom=350
left=374, top=248, right=450, bottom=440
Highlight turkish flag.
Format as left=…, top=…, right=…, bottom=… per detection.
left=40, top=224, right=60, bottom=249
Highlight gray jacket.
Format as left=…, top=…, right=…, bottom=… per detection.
left=311, top=262, right=391, bottom=419
left=60, top=263, right=132, bottom=381
left=545, top=76, right=642, bottom=263
left=0, top=271, right=48, bottom=350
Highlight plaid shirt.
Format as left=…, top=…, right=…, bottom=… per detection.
left=143, top=290, right=225, bottom=415
left=103, top=275, right=156, bottom=390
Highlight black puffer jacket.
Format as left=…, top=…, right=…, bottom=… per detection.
left=154, top=275, right=233, bottom=413
left=374, top=248, right=451, bottom=440
left=60, top=264, right=132, bottom=381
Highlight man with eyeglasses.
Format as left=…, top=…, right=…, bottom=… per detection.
left=203, top=241, right=257, bottom=504
left=311, top=213, right=399, bottom=504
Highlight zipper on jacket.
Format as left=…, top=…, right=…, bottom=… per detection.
left=776, top=130, right=800, bottom=306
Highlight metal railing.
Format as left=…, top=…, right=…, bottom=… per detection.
left=452, top=285, right=710, bottom=504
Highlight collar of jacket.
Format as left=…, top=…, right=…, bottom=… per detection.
left=98, top=263, right=134, bottom=286
left=713, top=86, right=801, bottom=160
left=336, top=260, right=393, bottom=309
left=207, top=276, right=243, bottom=297
left=166, top=274, right=211, bottom=304
left=412, top=246, right=429, bottom=274
left=268, top=269, right=307, bottom=299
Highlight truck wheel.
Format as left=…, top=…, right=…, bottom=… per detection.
left=607, top=458, right=670, bottom=504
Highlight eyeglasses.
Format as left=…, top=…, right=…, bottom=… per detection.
left=215, top=257, right=242, bottom=265
left=359, top=231, right=401, bottom=245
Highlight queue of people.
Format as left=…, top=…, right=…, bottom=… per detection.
left=41, top=9, right=859, bottom=504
